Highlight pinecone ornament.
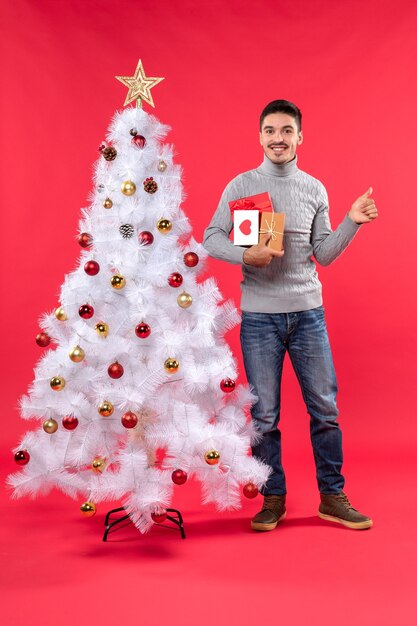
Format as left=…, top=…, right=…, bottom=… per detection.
left=119, top=224, right=134, bottom=239
left=143, top=177, right=158, bottom=193
left=102, top=146, right=117, bottom=161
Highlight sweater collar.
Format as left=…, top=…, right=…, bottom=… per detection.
left=258, top=154, right=299, bottom=177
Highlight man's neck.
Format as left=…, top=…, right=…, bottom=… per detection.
left=258, top=154, right=298, bottom=177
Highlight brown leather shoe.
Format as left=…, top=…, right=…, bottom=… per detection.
left=318, top=491, right=373, bottom=530
left=251, top=495, right=286, bottom=531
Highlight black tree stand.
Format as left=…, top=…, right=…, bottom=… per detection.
left=103, top=506, right=186, bottom=541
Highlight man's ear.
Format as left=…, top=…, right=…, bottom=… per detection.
left=259, top=131, right=263, bottom=146
left=298, top=131, right=304, bottom=146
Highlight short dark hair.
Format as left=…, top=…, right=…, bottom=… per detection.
left=260, top=100, right=302, bottom=132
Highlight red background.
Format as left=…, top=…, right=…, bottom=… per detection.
left=1, top=1, right=416, bottom=625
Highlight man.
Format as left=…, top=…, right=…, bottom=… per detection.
left=203, top=100, right=378, bottom=531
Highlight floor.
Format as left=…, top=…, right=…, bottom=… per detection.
left=2, top=439, right=416, bottom=626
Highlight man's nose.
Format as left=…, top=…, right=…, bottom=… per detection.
left=273, top=130, right=284, bottom=142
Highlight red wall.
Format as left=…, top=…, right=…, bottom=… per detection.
left=1, top=0, right=416, bottom=456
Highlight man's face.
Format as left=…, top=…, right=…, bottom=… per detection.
left=259, top=112, right=303, bottom=165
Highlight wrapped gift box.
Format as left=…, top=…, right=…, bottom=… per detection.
left=230, top=192, right=273, bottom=246
left=229, top=192, right=285, bottom=249
left=259, top=212, right=285, bottom=252
left=229, top=192, right=274, bottom=214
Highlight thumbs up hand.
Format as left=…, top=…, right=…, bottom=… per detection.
left=348, top=187, right=378, bottom=224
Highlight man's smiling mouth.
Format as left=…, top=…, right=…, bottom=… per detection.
left=269, top=144, right=288, bottom=152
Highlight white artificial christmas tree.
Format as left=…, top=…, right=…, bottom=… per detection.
left=9, top=61, right=270, bottom=534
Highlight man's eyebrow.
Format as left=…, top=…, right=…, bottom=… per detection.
left=262, top=124, right=295, bottom=131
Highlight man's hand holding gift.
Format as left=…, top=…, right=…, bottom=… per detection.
left=243, top=234, right=284, bottom=267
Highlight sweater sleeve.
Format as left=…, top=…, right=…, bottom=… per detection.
left=203, top=179, right=246, bottom=265
left=311, top=184, right=361, bottom=266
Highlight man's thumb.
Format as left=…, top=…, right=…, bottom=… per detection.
left=363, top=186, right=373, bottom=198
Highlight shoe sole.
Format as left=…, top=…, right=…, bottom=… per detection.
left=318, top=511, right=373, bottom=530
left=251, top=511, right=287, bottom=532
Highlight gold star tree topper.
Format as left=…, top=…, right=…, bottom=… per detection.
left=115, top=60, right=164, bottom=108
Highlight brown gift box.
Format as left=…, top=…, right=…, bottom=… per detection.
left=259, top=212, right=285, bottom=251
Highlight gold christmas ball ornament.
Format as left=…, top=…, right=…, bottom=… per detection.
left=43, top=418, right=58, bottom=434
left=69, top=345, right=85, bottom=362
left=164, top=357, right=180, bottom=374
left=110, top=274, right=126, bottom=290
left=157, top=160, right=167, bottom=172
left=103, top=198, right=113, bottom=209
left=91, top=457, right=106, bottom=473
left=98, top=400, right=114, bottom=417
left=177, top=292, right=193, bottom=309
left=80, top=502, right=96, bottom=517
left=50, top=376, right=65, bottom=391
left=55, top=306, right=67, bottom=321
left=156, top=218, right=172, bottom=233
left=205, top=449, right=221, bottom=465
left=121, top=180, right=136, bottom=196
left=95, top=322, right=109, bottom=337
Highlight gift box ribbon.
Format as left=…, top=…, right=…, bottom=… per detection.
left=230, top=198, right=256, bottom=211
left=259, top=215, right=284, bottom=240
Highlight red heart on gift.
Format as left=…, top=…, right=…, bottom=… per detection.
left=239, top=219, right=252, bottom=235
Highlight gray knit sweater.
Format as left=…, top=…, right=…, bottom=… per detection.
left=203, top=155, right=361, bottom=313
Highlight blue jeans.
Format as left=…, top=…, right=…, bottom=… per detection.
left=240, top=307, right=344, bottom=495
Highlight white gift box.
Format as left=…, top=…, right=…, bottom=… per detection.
left=233, top=210, right=260, bottom=246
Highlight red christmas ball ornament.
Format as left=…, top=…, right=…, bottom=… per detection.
left=78, top=232, right=93, bottom=248
left=132, top=135, right=146, bottom=149
left=36, top=332, right=50, bottom=347
left=220, top=378, right=236, bottom=393
left=121, top=411, right=138, bottom=429
left=135, top=322, right=151, bottom=338
left=172, top=469, right=188, bottom=485
left=243, top=482, right=259, bottom=499
left=98, top=143, right=106, bottom=153
left=151, top=511, right=167, bottom=524
left=138, top=231, right=154, bottom=246
left=62, top=416, right=79, bottom=430
left=84, top=260, right=100, bottom=276
left=183, top=252, right=199, bottom=267
left=79, top=304, right=94, bottom=319
left=108, top=362, right=124, bottom=379
left=168, top=272, right=183, bottom=288
left=14, top=450, right=30, bottom=465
